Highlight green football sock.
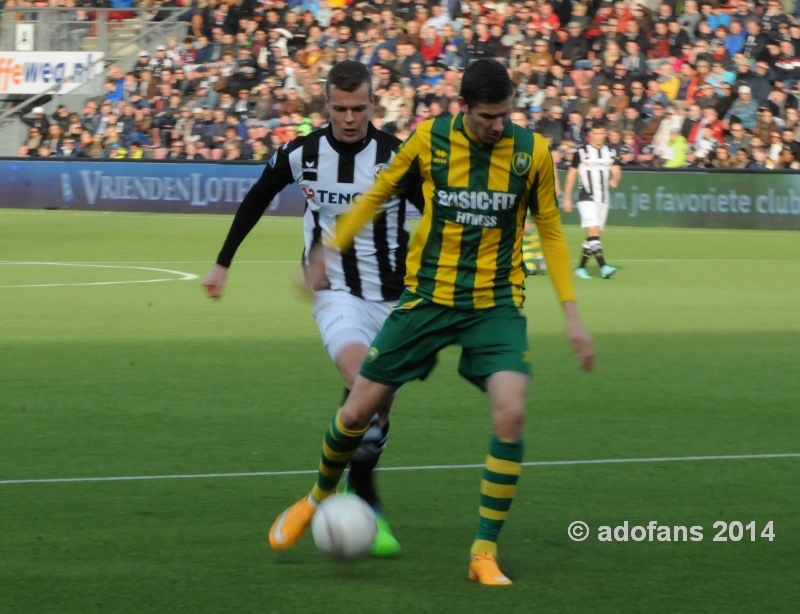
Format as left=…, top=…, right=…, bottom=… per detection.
left=471, top=437, right=524, bottom=556
left=310, top=408, right=368, bottom=504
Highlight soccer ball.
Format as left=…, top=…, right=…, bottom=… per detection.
left=311, top=494, right=377, bottom=559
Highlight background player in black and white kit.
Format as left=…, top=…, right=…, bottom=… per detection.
left=202, top=61, right=415, bottom=556
left=562, top=122, right=622, bottom=280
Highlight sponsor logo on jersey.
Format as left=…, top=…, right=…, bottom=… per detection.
left=434, top=149, right=448, bottom=163
left=455, top=211, right=499, bottom=227
left=512, top=152, right=532, bottom=176
left=581, top=159, right=614, bottom=170
left=437, top=190, right=518, bottom=211
left=374, top=163, right=388, bottom=176
left=313, top=189, right=363, bottom=205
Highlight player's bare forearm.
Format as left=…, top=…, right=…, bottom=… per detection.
left=562, top=300, right=594, bottom=371
left=562, top=168, right=578, bottom=211
left=609, top=165, right=622, bottom=189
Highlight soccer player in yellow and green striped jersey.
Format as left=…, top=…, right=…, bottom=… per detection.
left=268, top=60, right=595, bottom=586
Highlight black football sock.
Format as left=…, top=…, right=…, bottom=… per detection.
left=579, top=241, right=592, bottom=269
left=348, top=416, right=389, bottom=510
left=587, top=236, right=607, bottom=267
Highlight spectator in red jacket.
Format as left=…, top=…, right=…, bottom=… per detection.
left=419, top=27, right=443, bottom=63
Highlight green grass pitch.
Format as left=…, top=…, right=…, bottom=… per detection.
left=0, top=208, right=798, bottom=613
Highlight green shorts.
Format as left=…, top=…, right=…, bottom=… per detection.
left=360, top=290, right=531, bottom=391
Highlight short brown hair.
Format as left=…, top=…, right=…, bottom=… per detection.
left=326, top=60, right=373, bottom=98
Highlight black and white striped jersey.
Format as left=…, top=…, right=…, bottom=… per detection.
left=571, top=144, right=621, bottom=205
left=217, top=124, right=416, bottom=302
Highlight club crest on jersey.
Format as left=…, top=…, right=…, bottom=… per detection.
left=512, top=152, right=532, bottom=176
left=374, top=163, right=388, bottom=176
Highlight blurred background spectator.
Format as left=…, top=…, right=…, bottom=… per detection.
left=10, top=0, right=800, bottom=168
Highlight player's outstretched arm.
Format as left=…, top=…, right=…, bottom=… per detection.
left=203, top=144, right=295, bottom=300
left=331, top=130, right=422, bottom=251
left=530, top=137, right=594, bottom=370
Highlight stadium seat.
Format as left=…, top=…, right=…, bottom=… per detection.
left=154, top=148, right=168, bottom=159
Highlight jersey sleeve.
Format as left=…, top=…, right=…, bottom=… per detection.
left=329, top=129, right=422, bottom=251
left=570, top=149, right=581, bottom=168
left=530, top=136, right=576, bottom=303
left=216, top=142, right=296, bottom=267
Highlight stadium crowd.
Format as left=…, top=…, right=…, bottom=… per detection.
left=10, top=0, right=800, bottom=168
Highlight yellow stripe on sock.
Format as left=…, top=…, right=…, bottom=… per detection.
left=470, top=539, right=498, bottom=556
left=334, top=410, right=369, bottom=438
left=311, top=484, right=334, bottom=503
left=485, top=456, right=522, bottom=476
left=318, top=463, right=341, bottom=478
left=480, top=479, right=517, bottom=499
left=479, top=506, right=509, bottom=521
left=322, top=441, right=353, bottom=463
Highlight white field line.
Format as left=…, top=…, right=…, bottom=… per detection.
left=0, top=260, right=297, bottom=265
left=1, top=453, right=797, bottom=486
left=0, top=259, right=794, bottom=266
left=0, top=210, right=297, bottom=221
left=0, top=262, right=197, bottom=288
left=612, top=259, right=795, bottom=263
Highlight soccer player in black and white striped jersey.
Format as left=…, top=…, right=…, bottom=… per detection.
left=562, top=122, right=622, bottom=279
left=203, top=61, right=417, bottom=556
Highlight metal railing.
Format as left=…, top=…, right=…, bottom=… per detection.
left=0, top=7, right=189, bottom=54
left=0, top=8, right=188, bottom=155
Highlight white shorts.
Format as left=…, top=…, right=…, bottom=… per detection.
left=313, top=290, right=394, bottom=360
left=578, top=201, right=610, bottom=230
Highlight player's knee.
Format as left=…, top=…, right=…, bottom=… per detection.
left=493, top=405, right=525, bottom=440
left=341, top=404, right=372, bottom=431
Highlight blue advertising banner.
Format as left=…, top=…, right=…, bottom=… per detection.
left=0, top=160, right=798, bottom=230
left=0, top=159, right=305, bottom=216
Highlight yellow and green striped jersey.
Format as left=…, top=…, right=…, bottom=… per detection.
left=332, top=113, right=575, bottom=309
